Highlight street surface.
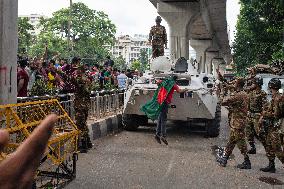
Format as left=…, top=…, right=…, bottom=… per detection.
left=66, top=108, right=284, bottom=189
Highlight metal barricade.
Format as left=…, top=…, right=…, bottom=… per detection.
left=0, top=99, right=79, bottom=187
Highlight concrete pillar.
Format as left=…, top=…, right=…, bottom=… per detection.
left=157, top=2, right=199, bottom=60
left=212, top=58, right=224, bottom=77
left=205, top=52, right=219, bottom=74
left=190, top=39, right=211, bottom=73
left=0, top=0, right=18, bottom=105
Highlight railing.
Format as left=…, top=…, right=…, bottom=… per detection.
left=89, top=92, right=124, bottom=120
left=17, top=91, right=125, bottom=121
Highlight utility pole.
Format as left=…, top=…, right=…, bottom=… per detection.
left=67, top=0, right=73, bottom=53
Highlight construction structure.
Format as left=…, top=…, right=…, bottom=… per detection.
left=149, top=0, right=232, bottom=76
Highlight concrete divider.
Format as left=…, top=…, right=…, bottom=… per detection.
left=87, top=114, right=123, bottom=141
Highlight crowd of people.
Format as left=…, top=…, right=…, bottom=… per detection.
left=216, top=65, right=284, bottom=173
left=17, top=55, right=140, bottom=97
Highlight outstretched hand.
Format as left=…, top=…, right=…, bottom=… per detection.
left=0, top=114, right=58, bottom=189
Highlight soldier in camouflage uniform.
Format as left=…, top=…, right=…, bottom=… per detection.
left=217, top=78, right=251, bottom=169
left=73, top=64, right=92, bottom=153
left=279, top=93, right=284, bottom=146
left=259, top=78, right=284, bottom=173
left=245, top=76, right=268, bottom=154
left=149, top=16, right=167, bottom=59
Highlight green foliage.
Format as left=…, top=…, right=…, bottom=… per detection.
left=232, top=0, right=284, bottom=75
left=139, top=49, right=149, bottom=71
left=18, top=17, right=34, bottom=55
left=90, top=82, right=100, bottom=91
left=131, top=60, right=141, bottom=71
left=24, top=2, right=116, bottom=62
left=30, top=79, right=57, bottom=96
left=29, top=30, right=68, bottom=59
left=104, top=82, right=116, bottom=90
left=114, top=55, right=127, bottom=70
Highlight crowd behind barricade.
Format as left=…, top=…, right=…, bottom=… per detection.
left=17, top=55, right=141, bottom=98
left=17, top=54, right=143, bottom=154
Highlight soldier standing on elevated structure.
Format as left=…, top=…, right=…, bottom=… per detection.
left=148, top=16, right=168, bottom=59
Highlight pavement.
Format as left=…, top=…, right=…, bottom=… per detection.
left=66, top=107, right=284, bottom=189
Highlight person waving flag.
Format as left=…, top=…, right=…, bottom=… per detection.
left=141, top=76, right=187, bottom=145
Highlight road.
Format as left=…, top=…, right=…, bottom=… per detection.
left=66, top=108, right=284, bottom=189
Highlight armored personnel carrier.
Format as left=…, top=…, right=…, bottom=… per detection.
left=122, top=56, right=221, bottom=137
left=254, top=64, right=284, bottom=99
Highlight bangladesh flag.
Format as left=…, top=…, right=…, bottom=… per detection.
left=141, top=77, right=175, bottom=120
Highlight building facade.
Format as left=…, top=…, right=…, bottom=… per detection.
left=19, top=14, right=47, bottom=35
left=109, top=34, right=152, bottom=66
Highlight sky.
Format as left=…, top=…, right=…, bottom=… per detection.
left=18, top=0, right=240, bottom=44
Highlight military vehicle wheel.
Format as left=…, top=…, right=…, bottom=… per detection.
left=123, top=114, right=147, bottom=131
left=206, top=103, right=221, bottom=137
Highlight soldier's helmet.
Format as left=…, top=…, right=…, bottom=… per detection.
left=254, top=75, right=263, bottom=86
left=155, top=16, right=162, bottom=22
left=268, top=78, right=281, bottom=90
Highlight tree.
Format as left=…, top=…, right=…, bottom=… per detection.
left=232, top=0, right=284, bottom=75
left=114, top=56, right=127, bottom=70
left=29, top=30, right=68, bottom=59
left=131, top=60, right=141, bottom=71
left=39, top=2, right=116, bottom=61
left=18, top=17, right=34, bottom=56
left=139, top=49, right=149, bottom=71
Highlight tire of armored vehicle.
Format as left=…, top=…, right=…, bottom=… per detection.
left=205, top=103, right=221, bottom=138
left=123, top=104, right=221, bottom=137
left=122, top=114, right=148, bottom=131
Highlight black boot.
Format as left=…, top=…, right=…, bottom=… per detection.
left=86, top=136, right=93, bottom=149
left=260, top=160, right=276, bottom=173
left=248, top=142, right=256, bottom=154
left=154, top=135, right=161, bottom=144
left=237, top=155, right=251, bottom=169
left=160, top=136, right=168, bottom=145
left=216, top=155, right=228, bottom=167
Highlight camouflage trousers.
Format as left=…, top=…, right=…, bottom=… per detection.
left=75, top=107, right=90, bottom=139
left=224, top=128, right=248, bottom=157
left=246, top=113, right=265, bottom=143
left=264, top=127, right=284, bottom=163
left=152, top=45, right=164, bottom=59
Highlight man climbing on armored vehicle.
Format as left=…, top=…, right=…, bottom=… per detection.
left=141, top=75, right=188, bottom=145
left=148, top=16, right=167, bottom=59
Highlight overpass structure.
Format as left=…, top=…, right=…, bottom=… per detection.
left=149, top=0, right=232, bottom=75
